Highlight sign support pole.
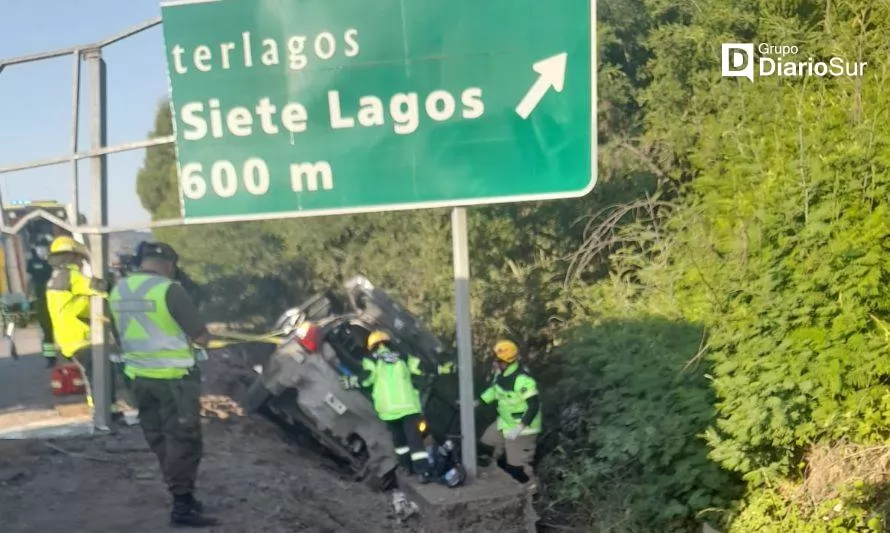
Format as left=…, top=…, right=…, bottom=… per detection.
left=85, top=48, right=111, bottom=431
left=451, top=207, right=477, bottom=480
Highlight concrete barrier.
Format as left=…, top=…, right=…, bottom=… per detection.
left=0, top=418, right=93, bottom=439
left=398, top=466, right=536, bottom=533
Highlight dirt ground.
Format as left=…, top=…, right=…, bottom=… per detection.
left=0, top=340, right=531, bottom=533
left=0, top=329, right=91, bottom=435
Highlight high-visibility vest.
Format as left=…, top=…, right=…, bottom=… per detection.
left=109, top=272, right=193, bottom=380
left=361, top=347, right=423, bottom=421
left=480, top=363, right=542, bottom=436
left=46, top=264, right=96, bottom=358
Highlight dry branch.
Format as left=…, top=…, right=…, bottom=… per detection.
left=564, top=195, right=675, bottom=285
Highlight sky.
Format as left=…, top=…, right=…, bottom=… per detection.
left=0, top=0, right=170, bottom=228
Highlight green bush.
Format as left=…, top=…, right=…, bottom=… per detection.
left=730, top=482, right=885, bottom=533
left=536, top=317, right=742, bottom=532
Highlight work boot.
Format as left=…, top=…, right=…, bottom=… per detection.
left=397, top=454, right=413, bottom=476
left=188, top=495, right=205, bottom=514
left=412, top=460, right=434, bottom=485
left=171, top=494, right=216, bottom=528
left=174, top=493, right=205, bottom=513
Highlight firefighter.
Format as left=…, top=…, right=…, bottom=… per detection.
left=358, top=330, right=454, bottom=482
left=45, top=236, right=108, bottom=405
left=477, top=339, right=542, bottom=493
left=27, top=245, right=56, bottom=366
left=108, top=242, right=217, bottom=528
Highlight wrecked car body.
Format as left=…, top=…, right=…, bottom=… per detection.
left=241, top=276, right=460, bottom=489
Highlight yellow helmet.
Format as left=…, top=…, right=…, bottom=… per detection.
left=493, top=340, right=519, bottom=363
left=50, top=236, right=88, bottom=257
left=367, top=330, right=391, bottom=351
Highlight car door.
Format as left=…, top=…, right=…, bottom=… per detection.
left=343, top=275, right=452, bottom=368
left=323, top=318, right=371, bottom=378
left=273, top=290, right=345, bottom=335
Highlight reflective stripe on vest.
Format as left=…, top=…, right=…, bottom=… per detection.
left=110, top=274, right=193, bottom=371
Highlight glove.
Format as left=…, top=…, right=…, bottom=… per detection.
left=89, top=277, right=108, bottom=293
left=437, top=361, right=455, bottom=375
left=505, top=425, right=524, bottom=441
left=339, top=375, right=360, bottom=390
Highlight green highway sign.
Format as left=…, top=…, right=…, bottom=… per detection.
left=160, top=0, right=596, bottom=221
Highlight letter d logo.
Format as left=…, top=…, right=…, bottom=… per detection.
left=721, top=43, right=754, bottom=82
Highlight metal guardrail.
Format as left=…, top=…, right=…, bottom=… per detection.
left=0, top=16, right=181, bottom=430
left=0, top=136, right=175, bottom=176
left=0, top=17, right=172, bottom=232
left=0, top=16, right=188, bottom=236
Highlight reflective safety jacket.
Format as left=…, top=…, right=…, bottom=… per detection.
left=109, top=272, right=194, bottom=380
left=361, top=346, right=424, bottom=421
left=46, top=264, right=105, bottom=358
left=480, top=362, right=542, bottom=435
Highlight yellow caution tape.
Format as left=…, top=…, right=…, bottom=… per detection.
left=192, top=328, right=289, bottom=350
left=214, top=329, right=289, bottom=342
left=201, top=339, right=235, bottom=350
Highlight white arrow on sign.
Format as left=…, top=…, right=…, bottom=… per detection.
left=515, top=52, right=568, bottom=120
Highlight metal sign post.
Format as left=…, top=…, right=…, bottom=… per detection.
left=451, top=207, right=477, bottom=480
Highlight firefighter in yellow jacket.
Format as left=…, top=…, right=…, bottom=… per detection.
left=358, top=330, right=454, bottom=482
left=45, top=236, right=107, bottom=407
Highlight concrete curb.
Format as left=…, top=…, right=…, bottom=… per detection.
left=0, top=418, right=94, bottom=440
left=397, top=466, right=535, bottom=532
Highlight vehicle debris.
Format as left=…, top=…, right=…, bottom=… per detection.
left=391, top=490, right=420, bottom=522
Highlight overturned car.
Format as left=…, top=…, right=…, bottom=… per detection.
left=239, top=276, right=462, bottom=489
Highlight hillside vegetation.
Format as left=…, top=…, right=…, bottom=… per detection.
left=137, top=0, right=890, bottom=530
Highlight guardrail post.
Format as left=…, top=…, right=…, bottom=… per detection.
left=84, top=47, right=111, bottom=430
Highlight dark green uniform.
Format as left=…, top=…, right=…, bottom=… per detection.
left=109, top=271, right=208, bottom=497
left=26, top=253, right=55, bottom=359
